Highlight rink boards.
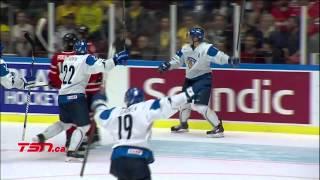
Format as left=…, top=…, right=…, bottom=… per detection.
left=0, top=57, right=319, bottom=134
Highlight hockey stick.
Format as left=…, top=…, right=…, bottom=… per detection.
left=80, top=121, right=96, bottom=177
left=122, top=0, right=126, bottom=51
left=22, top=32, right=36, bottom=141
left=27, top=82, right=49, bottom=88
left=235, top=0, right=245, bottom=60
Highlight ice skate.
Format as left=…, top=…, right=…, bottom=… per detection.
left=32, top=134, right=46, bottom=143
left=65, top=151, right=84, bottom=162
left=171, top=122, right=189, bottom=133
left=206, top=123, right=224, bottom=138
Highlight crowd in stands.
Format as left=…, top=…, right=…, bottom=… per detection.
left=0, top=0, right=319, bottom=64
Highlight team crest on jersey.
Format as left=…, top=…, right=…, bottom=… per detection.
left=186, top=57, right=197, bottom=69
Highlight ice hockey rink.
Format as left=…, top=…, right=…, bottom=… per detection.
left=1, top=122, right=319, bottom=180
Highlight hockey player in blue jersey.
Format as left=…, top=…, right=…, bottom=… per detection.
left=0, top=42, right=35, bottom=89
left=92, top=86, right=196, bottom=180
left=158, top=27, right=240, bottom=138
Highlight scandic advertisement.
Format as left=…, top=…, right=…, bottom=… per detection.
left=129, top=67, right=310, bottom=124
left=0, top=60, right=314, bottom=125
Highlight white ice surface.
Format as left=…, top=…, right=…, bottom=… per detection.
left=1, top=122, right=319, bottom=180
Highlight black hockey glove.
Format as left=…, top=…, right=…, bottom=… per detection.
left=228, top=56, right=240, bottom=65
left=158, top=62, right=171, bottom=73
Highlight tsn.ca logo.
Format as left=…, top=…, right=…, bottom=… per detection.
left=18, top=142, right=65, bottom=153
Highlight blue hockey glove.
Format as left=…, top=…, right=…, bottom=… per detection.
left=228, top=56, right=240, bottom=65
left=113, top=50, right=129, bottom=65
left=24, top=68, right=35, bottom=89
left=158, top=62, right=171, bottom=73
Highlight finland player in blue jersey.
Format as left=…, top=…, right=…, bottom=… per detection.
left=0, top=42, right=35, bottom=89
left=158, top=27, right=240, bottom=137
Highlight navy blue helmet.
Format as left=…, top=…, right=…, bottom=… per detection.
left=73, top=40, right=88, bottom=55
left=125, top=88, right=144, bottom=107
left=189, top=27, right=205, bottom=41
left=63, top=33, right=78, bottom=50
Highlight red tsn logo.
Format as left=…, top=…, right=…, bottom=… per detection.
left=18, top=142, right=66, bottom=152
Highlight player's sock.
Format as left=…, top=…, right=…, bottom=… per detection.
left=68, top=125, right=90, bottom=152
left=179, top=106, right=191, bottom=124
left=171, top=104, right=191, bottom=132
left=204, top=108, right=221, bottom=127
left=192, top=104, right=220, bottom=127
left=65, top=126, right=76, bottom=147
left=33, top=121, right=72, bottom=142
left=171, top=103, right=191, bottom=132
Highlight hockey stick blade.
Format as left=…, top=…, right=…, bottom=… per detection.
left=27, top=82, right=49, bottom=88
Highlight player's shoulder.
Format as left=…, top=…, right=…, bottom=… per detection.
left=142, top=99, right=162, bottom=111
left=181, top=44, right=191, bottom=51
left=0, top=58, right=9, bottom=76
left=84, top=54, right=98, bottom=66
left=98, top=107, right=121, bottom=120
left=200, top=42, right=213, bottom=49
left=0, top=58, right=6, bottom=64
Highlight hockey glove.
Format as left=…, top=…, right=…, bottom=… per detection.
left=113, top=50, right=129, bottom=65
left=158, top=62, right=171, bottom=73
left=24, top=76, right=36, bottom=89
left=228, top=56, right=240, bottom=65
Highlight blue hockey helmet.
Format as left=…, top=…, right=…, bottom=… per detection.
left=73, top=40, right=88, bottom=55
left=188, top=27, right=205, bottom=42
left=125, top=88, right=144, bottom=107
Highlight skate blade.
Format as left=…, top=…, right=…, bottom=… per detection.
left=65, top=157, right=84, bottom=162
left=207, top=132, right=224, bottom=138
left=171, top=129, right=189, bottom=133
left=90, top=141, right=101, bottom=148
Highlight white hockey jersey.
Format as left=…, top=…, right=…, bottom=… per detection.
left=94, top=92, right=189, bottom=149
left=169, top=42, right=230, bottom=79
left=0, top=58, right=24, bottom=89
left=58, top=54, right=115, bottom=95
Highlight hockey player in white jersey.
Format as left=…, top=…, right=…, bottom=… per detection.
left=0, top=42, right=35, bottom=89
left=158, top=27, right=240, bottom=137
left=33, top=40, right=129, bottom=161
left=91, top=86, right=196, bottom=180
